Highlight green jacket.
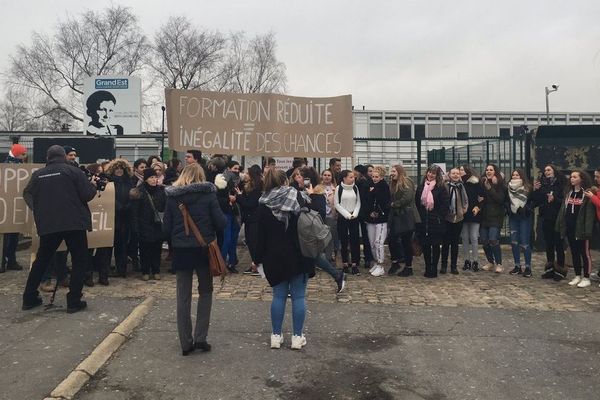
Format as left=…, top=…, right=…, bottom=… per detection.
left=555, top=192, right=595, bottom=240
left=390, top=185, right=421, bottom=223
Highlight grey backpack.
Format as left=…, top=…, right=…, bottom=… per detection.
left=297, top=207, right=332, bottom=258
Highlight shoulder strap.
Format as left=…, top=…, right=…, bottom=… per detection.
left=178, top=203, right=207, bottom=247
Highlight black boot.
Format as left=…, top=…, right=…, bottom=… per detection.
left=440, top=264, right=447, bottom=274
left=398, top=266, right=413, bottom=277
left=67, top=300, right=87, bottom=314
left=388, top=262, right=401, bottom=275
left=194, top=341, right=212, bottom=352
left=22, top=296, right=43, bottom=310
left=450, top=266, right=459, bottom=275
left=463, top=260, right=471, bottom=271
left=472, top=261, right=479, bottom=272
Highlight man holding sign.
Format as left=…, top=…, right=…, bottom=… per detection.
left=22, top=145, right=97, bottom=313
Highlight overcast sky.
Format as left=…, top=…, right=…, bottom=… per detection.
left=2, top=0, right=600, bottom=113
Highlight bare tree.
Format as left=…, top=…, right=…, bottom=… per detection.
left=5, top=5, right=147, bottom=123
left=151, top=16, right=226, bottom=90
left=223, top=32, right=287, bottom=94
left=0, top=89, right=29, bottom=131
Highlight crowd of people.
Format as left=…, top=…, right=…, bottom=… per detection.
left=6, top=142, right=600, bottom=354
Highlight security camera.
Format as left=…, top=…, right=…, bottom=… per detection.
left=551, top=84, right=559, bottom=90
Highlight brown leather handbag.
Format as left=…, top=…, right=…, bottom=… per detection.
left=178, top=203, right=227, bottom=279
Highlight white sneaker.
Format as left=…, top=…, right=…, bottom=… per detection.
left=371, top=265, right=385, bottom=277
left=291, top=334, right=307, bottom=350
left=494, top=264, right=504, bottom=273
left=270, top=334, right=284, bottom=349
left=369, top=263, right=377, bottom=274
left=481, top=263, right=495, bottom=271
left=577, top=278, right=591, bottom=288
left=568, top=276, right=582, bottom=286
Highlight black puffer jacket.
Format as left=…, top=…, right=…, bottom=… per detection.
left=23, top=158, right=97, bottom=236
left=415, top=182, right=450, bottom=238
left=531, top=176, right=565, bottom=221
left=131, top=183, right=166, bottom=242
left=462, top=175, right=485, bottom=223
left=365, top=179, right=391, bottom=224
left=163, top=182, right=226, bottom=248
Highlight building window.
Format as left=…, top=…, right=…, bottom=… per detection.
left=385, top=123, right=397, bottom=138
left=457, top=131, right=469, bottom=140
left=415, top=124, right=425, bottom=139
left=369, top=123, right=383, bottom=138
left=399, top=125, right=412, bottom=140
left=499, top=128, right=511, bottom=140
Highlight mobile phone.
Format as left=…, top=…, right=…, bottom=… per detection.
left=304, top=179, right=310, bottom=187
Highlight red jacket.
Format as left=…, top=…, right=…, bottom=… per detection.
left=590, top=192, right=600, bottom=221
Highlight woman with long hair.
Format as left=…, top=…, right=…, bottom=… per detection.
left=507, top=169, right=534, bottom=277
left=441, top=167, right=468, bottom=275
left=388, top=165, right=420, bottom=276
left=104, top=159, right=134, bottom=278
left=532, top=164, right=567, bottom=279
left=415, top=165, right=450, bottom=278
left=365, top=166, right=391, bottom=277
left=556, top=169, right=595, bottom=288
left=335, top=170, right=362, bottom=275
left=480, top=164, right=506, bottom=273
left=460, top=165, right=485, bottom=272
left=320, top=169, right=339, bottom=262
left=163, top=163, right=226, bottom=355
left=256, top=169, right=313, bottom=350
left=235, top=164, right=263, bottom=275
left=131, top=168, right=166, bottom=281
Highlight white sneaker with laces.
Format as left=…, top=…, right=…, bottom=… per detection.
left=291, top=334, right=307, bottom=350
left=568, top=276, right=582, bottom=286
left=371, top=265, right=385, bottom=277
left=270, top=334, right=284, bottom=349
left=577, top=278, right=591, bottom=288
left=494, top=264, right=504, bottom=273
left=369, top=264, right=377, bottom=274
left=482, top=263, right=495, bottom=271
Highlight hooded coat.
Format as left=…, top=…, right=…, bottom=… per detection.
left=162, top=182, right=227, bottom=250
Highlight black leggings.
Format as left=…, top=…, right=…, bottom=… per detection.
left=566, top=228, right=592, bottom=278
left=337, top=218, right=360, bottom=264
left=441, top=221, right=463, bottom=268
left=542, top=219, right=565, bottom=266
left=389, top=231, right=414, bottom=267
left=422, top=235, right=442, bottom=277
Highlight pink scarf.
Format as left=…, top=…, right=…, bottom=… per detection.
left=421, top=180, right=435, bottom=211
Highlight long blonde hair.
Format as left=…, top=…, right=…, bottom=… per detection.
left=390, top=164, right=414, bottom=194
left=173, top=163, right=206, bottom=186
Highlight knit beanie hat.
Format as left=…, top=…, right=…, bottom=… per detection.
left=143, top=168, right=158, bottom=181
left=63, top=145, right=77, bottom=155
left=47, top=145, right=66, bottom=161
left=10, top=144, right=27, bottom=157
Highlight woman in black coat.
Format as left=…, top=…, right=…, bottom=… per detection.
left=235, top=165, right=263, bottom=275
left=163, top=163, right=226, bottom=355
left=415, top=165, right=450, bottom=278
left=131, top=168, right=166, bottom=281
left=531, top=164, right=567, bottom=278
left=256, top=169, right=313, bottom=350
left=364, top=166, right=391, bottom=277
left=460, top=165, right=486, bottom=272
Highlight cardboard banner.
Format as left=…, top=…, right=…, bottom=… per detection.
left=165, top=90, right=353, bottom=157
left=0, top=164, right=43, bottom=234
left=30, top=182, right=115, bottom=252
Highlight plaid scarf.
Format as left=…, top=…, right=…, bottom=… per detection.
left=259, top=186, right=302, bottom=230
left=508, top=179, right=528, bottom=213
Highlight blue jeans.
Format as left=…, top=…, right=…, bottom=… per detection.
left=480, top=226, right=502, bottom=265
left=509, top=215, right=532, bottom=268
left=221, top=214, right=240, bottom=265
left=314, top=253, right=339, bottom=280
left=271, top=273, right=308, bottom=336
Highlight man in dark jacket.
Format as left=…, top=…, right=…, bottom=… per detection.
left=1, top=144, right=27, bottom=273
left=22, top=145, right=97, bottom=312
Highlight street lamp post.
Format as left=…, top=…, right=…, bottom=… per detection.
left=545, top=85, right=559, bottom=124
left=161, top=105, right=166, bottom=160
